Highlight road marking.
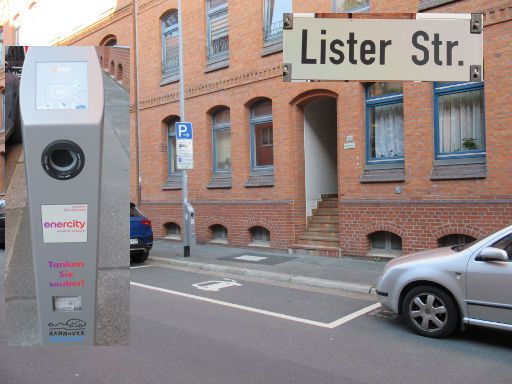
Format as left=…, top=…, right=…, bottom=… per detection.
left=234, top=255, right=268, bottom=262
left=130, top=265, right=154, bottom=269
left=192, top=278, right=242, bottom=292
left=131, top=281, right=381, bottom=329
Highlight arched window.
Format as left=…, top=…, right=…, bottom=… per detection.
left=211, top=224, right=228, bottom=242
left=164, top=222, right=181, bottom=239
left=365, top=82, right=404, bottom=164
left=162, top=11, right=179, bottom=77
left=166, top=117, right=181, bottom=176
left=250, top=226, right=271, bottom=245
left=109, top=61, right=115, bottom=75
left=100, top=34, right=117, bottom=47
left=368, top=231, right=402, bottom=256
left=212, top=108, right=231, bottom=173
left=438, top=234, right=476, bottom=248
left=0, top=27, right=4, bottom=67
left=250, top=100, right=273, bottom=171
left=116, top=63, right=123, bottom=82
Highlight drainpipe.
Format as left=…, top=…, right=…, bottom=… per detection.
left=134, top=0, right=142, bottom=203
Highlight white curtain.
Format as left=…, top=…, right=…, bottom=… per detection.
left=439, top=89, right=484, bottom=153
left=373, top=103, right=404, bottom=159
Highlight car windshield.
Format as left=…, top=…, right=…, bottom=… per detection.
left=130, top=204, right=144, bottom=217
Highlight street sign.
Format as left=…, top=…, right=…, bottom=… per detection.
left=176, top=139, right=193, bottom=157
left=283, top=13, right=483, bottom=82
left=176, top=121, right=193, bottom=170
left=176, top=122, right=193, bottom=139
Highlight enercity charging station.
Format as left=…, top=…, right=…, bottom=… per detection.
left=20, top=46, right=104, bottom=345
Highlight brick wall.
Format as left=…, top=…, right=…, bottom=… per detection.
left=33, top=0, right=512, bottom=256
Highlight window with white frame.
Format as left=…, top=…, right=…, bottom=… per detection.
left=250, top=100, right=274, bottom=170
left=434, top=82, right=485, bottom=159
left=167, top=118, right=182, bottom=176
left=333, top=0, right=370, bottom=12
left=263, top=0, right=292, bottom=42
left=212, top=108, right=231, bottom=173
left=207, top=0, right=229, bottom=60
left=162, top=11, right=179, bottom=77
left=366, top=82, right=404, bottom=164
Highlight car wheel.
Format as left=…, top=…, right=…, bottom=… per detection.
left=402, top=285, right=459, bottom=338
left=130, top=250, right=149, bottom=264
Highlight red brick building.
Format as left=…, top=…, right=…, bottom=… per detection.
left=4, top=0, right=512, bottom=257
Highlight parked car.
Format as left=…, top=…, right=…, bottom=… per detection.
left=130, top=203, right=153, bottom=263
left=376, top=225, right=512, bottom=338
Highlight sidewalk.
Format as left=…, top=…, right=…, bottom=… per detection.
left=146, top=240, right=388, bottom=295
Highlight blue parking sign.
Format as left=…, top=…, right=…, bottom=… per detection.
left=176, top=122, right=193, bottom=139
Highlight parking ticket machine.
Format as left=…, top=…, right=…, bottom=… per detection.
left=20, top=46, right=104, bottom=345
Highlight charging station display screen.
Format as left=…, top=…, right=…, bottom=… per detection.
left=36, top=62, right=88, bottom=110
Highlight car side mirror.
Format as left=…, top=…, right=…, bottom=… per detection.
left=479, top=247, right=509, bottom=262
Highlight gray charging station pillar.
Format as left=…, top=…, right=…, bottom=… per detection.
left=20, top=47, right=104, bottom=346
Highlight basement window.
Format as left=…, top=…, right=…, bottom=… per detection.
left=250, top=226, right=271, bottom=247
left=368, top=231, right=402, bottom=257
left=210, top=224, right=228, bottom=244
left=165, top=222, right=181, bottom=240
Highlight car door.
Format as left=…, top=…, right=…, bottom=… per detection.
left=466, top=232, right=512, bottom=326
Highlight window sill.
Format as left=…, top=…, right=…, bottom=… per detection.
left=367, top=250, right=401, bottom=259
left=360, top=166, right=405, bottom=183
left=431, top=161, right=487, bottom=180
left=245, top=173, right=274, bottom=188
left=164, top=235, right=181, bottom=241
left=209, top=239, right=228, bottom=245
left=160, top=73, right=179, bottom=86
left=162, top=177, right=182, bottom=190
left=261, top=39, right=283, bottom=57
left=205, top=56, right=229, bottom=73
left=248, top=242, right=271, bottom=248
left=207, top=174, right=232, bottom=189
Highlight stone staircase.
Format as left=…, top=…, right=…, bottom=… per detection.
left=291, top=194, right=340, bottom=257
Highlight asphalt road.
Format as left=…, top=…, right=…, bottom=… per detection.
left=1, top=252, right=511, bottom=384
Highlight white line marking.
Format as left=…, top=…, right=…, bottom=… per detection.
left=130, top=281, right=381, bottom=329
left=234, top=255, right=268, bottom=262
left=327, top=302, right=382, bottom=328
left=130, top=265, right=154, bottom=269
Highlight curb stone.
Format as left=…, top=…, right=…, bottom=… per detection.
left=147, top=256, right=375, bottom=296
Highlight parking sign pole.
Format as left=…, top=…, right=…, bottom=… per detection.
left=178, top=0, right=190, bottom=257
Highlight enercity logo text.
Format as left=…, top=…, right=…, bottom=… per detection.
left=43, top=220, right=86, bottom=230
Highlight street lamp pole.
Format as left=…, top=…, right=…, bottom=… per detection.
left=177, top=0, right=190, bottom=257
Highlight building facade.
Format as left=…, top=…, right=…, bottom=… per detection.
left=3, top=0, right=512, bottom=257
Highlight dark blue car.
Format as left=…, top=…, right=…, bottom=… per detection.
left=130, top=203, right=153, bottom=263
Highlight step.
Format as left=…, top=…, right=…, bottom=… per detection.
left=312, top=208, right=338, bottom=216
left=302, top=230, right=339, bottom=239
left=289, top=244, right=340, bottom=257
left=308, top=217, right=338, bottom=224
left=318, top=200, right=338, bottom=208
left=307, top=221, right=338, bottom=228
left=296, top=238, right=339, bottom=247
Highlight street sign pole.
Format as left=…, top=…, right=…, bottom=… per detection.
left=177, top=0, right=190, bottom=257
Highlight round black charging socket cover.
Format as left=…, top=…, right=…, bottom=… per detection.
left=41, top=140, right=85, bottom=180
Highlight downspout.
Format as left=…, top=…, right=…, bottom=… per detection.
left=134, top=0, right=142, bottom=203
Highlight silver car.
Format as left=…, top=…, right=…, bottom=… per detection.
left=376, top=225, right=512, bottom=338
